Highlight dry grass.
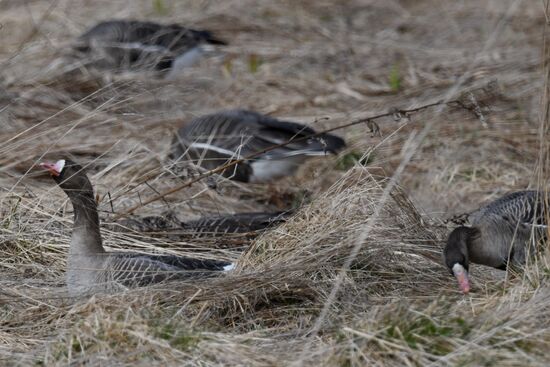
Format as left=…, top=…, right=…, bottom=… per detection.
left=1, top=0, right=550, bottom=365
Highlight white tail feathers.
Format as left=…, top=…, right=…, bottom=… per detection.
left=223, top=263, right=235, bottom=272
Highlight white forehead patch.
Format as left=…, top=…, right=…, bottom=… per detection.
left=452, top=263, right=466, bottom=275
left=54, top=159, right=66, bottom=173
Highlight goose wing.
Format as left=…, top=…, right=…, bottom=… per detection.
left=108, top=253, right=230, bottom=286
left=145, top=255, right=232, bottom=271
left=78, top=20, right=225, bottom=53
left=184, top=211, right=291, bottom=234
left=471, top=191, right=548, bottom=228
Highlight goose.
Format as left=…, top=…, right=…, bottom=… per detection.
left=75, top=20, right=226, bottom=71
left=444, top=190, right=548, bottom=294
left=184, top=211, right=290, bottom=234
left=40, top=159, right=233, bottom=297
left=119, top=211, right=290, bottom=236
left=168, top=110, right=347, bottom=183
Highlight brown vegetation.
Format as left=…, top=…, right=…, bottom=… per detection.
left=0, top=0, right=549, bottom=365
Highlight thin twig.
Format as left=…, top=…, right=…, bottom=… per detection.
left=107, top=192, right=115, bottom=214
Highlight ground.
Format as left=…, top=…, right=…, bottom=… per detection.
left=0, top=0, right=549, bottom=366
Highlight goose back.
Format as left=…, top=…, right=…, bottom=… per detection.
left=469, top=191, right=546, bottom=226
left=183, top=211, right=290, bottom=234
left=467, top=190, right=547, bottom=267
left=116, top=211, right=290, bottom=237
left=169, top=110, right=346, bottom=182
left=76, top=20, right=226, bottom=71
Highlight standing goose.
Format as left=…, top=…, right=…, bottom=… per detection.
left=444, top=190, right=548, bottom=294
left=75, top=20, right=227, bottom=71
left=40, top=159, right=232, bottom=297
left=169, top=110, right=347, bottom=183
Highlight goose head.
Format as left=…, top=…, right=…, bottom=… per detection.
left=443, top=226, right=479, bottom=294
left=316, top=134, right=346, bottom=154
left=40, top=159, right=94, bottom=201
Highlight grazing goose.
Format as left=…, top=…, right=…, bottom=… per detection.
left=169, top=110, right=347, bottom=183
left=75, top=20, right=226, bottom=71
left=444, top=190, right=548, bottom=294
left=40, top=159, right=232, bottom=297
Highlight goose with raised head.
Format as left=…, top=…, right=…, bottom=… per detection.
left=75, top=19, right=227, bottom=71
left=169, top=110, right=347, bottom=183
left=444, top=190, right=548, bottom=294
left=40, top=159, right=233, bottom=297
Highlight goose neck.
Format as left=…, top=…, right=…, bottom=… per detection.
left=69, top=192, right=105, bottom=254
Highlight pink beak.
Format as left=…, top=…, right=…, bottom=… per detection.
left=452, top=263, right=470, bottom=294
left=455, top=272, right=470, bottom=294
left=39, top=160, right=65, bottom=177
